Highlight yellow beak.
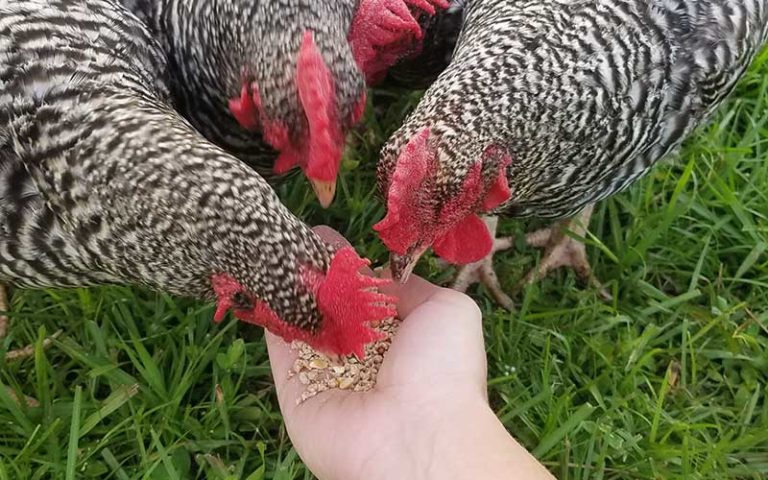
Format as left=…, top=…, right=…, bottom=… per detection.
left=310, top=179, right=337, bottom=208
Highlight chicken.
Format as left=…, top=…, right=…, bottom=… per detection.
left=374, top=0, right=768, bottom=308
left=122, top=0, right=449, bottom=207
left=0, top=0, right=395, bottom=361
left=387, top=0, right=467, bottom=89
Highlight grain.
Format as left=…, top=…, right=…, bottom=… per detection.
left=288, top=315, right=400, bottom=404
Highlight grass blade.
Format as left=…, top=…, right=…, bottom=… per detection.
left=66, top=386, right=83, bottom=480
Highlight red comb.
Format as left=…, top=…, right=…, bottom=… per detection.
left=349, top=0, right=450, bottom=84
left=210, top=248, right=395, bottom=360
left=296, top=30, right=344, bottom=182
left=375, top=138, right=506, bottom=266
left=373, top=127, right=437, bottom=254
left=228, top=32, right=345, bottom=182
left=306, top=247, right=397, bottom=359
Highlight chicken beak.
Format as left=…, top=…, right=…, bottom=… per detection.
left=310, top=179, right=337, bottom=208
left=390, top=252, right=421, bottom=284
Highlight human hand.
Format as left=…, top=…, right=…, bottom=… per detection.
left=266, top=226, right=554, bottom=480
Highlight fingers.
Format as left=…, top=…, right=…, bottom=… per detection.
left=310, top=224, right=480, bottom=329
left=265, top=331, right=302, bottom=415
left=378, top=268, right=446, bottom=319
left=315, top=220, right=471, bottom=320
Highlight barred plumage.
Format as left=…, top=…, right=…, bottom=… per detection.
left=122, top=0, right=450, bottom=208
left=127, top=0, right=363, bottom=177
left=0, top=0, right=393, bottom=354
left=373, top=0, right=768, bottom=297
left=380, top=0, right=768, bottom=220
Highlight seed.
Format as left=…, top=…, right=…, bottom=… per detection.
left=309, top=359, right=328, bottom=370
left=289, top=316, right=402, bottom=404
left=339, top=377, right=355, bottom=390
left=292, top=360, right=306, bottom=374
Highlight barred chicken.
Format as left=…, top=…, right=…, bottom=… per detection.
left=0, top=0, right=395, bottom=361
left=375, top=0, right=768, bottom=308
left=122, top=0, right=450, bottom=207
left=388, top=0, right=467, bottom=88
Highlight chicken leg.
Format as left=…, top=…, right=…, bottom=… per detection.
left=0, top=285, right=7, bottom=340
left=448, top=206, right=609, bottom=310
left=520, top=204, right=611, bottom=300
left=0, top=284, right=36, bottom=407
left=449, top=216, right=516, bottom=310
left=0, top=285, right=59, bottom=407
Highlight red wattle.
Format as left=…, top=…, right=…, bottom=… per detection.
left=211, top=273, right=239, bottom=323
left=273, top=149, right=301, bottom=175
left=432, top=214, right=493, bottom=264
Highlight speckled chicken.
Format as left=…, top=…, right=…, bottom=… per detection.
left=387, top=0, right=467, bottom=88
left=121, top=0, right=450, bottom=207
left=0, top=0, right=395, bottom=360
left=374, top=0, right=768, bottom=308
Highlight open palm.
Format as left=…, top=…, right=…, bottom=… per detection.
left=266, top=227, right=487, bottom=480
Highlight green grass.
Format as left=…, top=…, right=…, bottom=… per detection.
left=2, top=55, right=768, bottom=480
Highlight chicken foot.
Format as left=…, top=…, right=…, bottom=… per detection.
left=0, top=284, right=37, bottom=407
left=447, top=206, right=610, bottom=309
left=0, top=284, right=8, bottom=339
left=520, top=204, right=611, bottom=300
left=0, top=285, right=59, bottom=407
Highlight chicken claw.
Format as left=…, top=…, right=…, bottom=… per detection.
left=521, top=204, right=611, bottom=301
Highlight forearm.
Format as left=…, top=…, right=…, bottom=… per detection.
left=411, top=400, right=556, bottom=480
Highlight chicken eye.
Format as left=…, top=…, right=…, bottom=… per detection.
left=232, top=291, right=252, bottom=310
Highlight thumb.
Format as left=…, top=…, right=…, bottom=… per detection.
left=378, top=268, right=445, bottom=319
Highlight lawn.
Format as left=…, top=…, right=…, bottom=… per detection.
left=1, top=51, right=768, bottom=480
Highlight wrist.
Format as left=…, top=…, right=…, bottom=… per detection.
left=397, top=398, right=555, bottom=480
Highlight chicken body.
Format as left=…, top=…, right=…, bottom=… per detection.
left=0, top=0, right=393, bottom=357
left=375, top=0, right=768, bottom=302
left=123, top=0, right=450, bottom=207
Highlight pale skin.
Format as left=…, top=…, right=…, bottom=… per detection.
left=266, top=227, right=556, bottom=480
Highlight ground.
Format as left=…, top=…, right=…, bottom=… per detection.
left=2, top=54, right=767, bottom=480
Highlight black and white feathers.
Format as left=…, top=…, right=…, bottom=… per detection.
left=123, top=0, right=366, bottom=178
left=379, top=0, right=768, bottom=220
left=0, top=0, right=378, bottom=337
